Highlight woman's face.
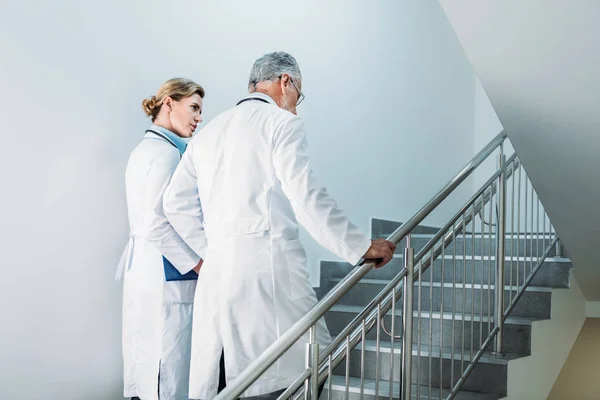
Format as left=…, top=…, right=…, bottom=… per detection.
left=168, top=93, right=203, bottom=138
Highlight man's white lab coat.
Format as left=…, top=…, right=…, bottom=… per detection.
left=163, top=92, right=371, bottom=398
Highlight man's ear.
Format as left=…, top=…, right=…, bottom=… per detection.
left=280, top=73, right=291, bottom=87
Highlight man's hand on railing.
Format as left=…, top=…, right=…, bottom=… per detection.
left=362, top=239, right=396, bottom=268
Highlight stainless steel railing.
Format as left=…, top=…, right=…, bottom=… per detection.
left=214, top=131, right=560, bottom=400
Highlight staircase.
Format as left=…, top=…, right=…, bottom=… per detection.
left=317, top=218, right=572, bottom=399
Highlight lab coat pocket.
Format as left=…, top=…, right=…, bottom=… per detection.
left=284, top=239, right=315, bottom=300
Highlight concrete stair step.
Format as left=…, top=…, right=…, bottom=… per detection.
left=322, top=375, right=503, bottom=399
left=323, top=278, right=552, bottom=319
left=325, top=304, right=535, bottom=356
left=320, top=258, right=571, bottom=288
left=382, top=234, right=562, bottom=257
left=332, top=340, right=521, bottom=395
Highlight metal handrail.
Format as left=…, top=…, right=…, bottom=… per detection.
left=310, top=154, right=519, bottom=381
left=283, top=155, right=521, bottom=398
left=305, top=153, right=554, bottom=400
left=214, top=131, right=508, bottom=400
left=286, top=147, right=553, bottom=399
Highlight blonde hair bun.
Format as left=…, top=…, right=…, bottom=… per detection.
left=142, top=96, right=157, bottom=117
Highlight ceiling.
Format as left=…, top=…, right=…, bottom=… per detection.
left=440, top=0, right=600, bottom=299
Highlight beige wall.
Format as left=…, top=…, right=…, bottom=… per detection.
left=548, top=318, right=600, bottom=399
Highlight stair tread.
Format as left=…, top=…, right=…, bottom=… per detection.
left=326, top=375, right=502, bottom=399
left=328, top=278, right=553, bottom=293
left=359, top=339, right=522, bottom=364
left=375, top=233, right=556, bottom=239
left=390, top=254, right=571, bottom=262
left=329, top=304, right=541, bottom=325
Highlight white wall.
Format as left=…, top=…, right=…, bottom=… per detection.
left=0, top=1, right=491, bottom=398
left=298, top=1, right=482, bottom=281
left=471, top=78, right=553, bottom=236
left=472, top=77, right=506, bottom=189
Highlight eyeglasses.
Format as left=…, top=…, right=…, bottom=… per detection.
left=289, top=77, right=305, bottom=106
left=278, top=75, right=305, bottom=106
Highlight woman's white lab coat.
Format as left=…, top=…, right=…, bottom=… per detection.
left=117, top=128, right=200, bottom=400
left=162, top=93, right=371, bottom=398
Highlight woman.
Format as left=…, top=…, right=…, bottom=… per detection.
left=116, top=78, right=205, bottom=400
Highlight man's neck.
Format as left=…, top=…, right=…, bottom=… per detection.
left=252, top=84, right=281, bottom=107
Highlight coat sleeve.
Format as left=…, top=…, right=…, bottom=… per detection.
left=146, top=151, right=201, bottom=274
left=162, top=146, right=208, bottom=260
left=272, top=116, right=371, bottom=265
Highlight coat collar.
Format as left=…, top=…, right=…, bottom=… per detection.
left=144, top=124, right=188, bottom=155
left=237, top=91, right=277, bottom=106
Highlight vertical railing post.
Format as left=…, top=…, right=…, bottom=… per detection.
left=305, top=326, right=319, bottom=399
left=555, top=238, right=563, bottom=258
left=401, top=235, right=414, bottom=400
left=493, top=151, right=507, bottom=356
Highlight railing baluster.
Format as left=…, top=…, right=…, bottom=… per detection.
left=376, top=304, right=381, bottom=398
left=552, top=215, right=555, bottom=250
left=479, top=194, right=485, bottom=350
left=510, top=159, right=516, bottom=303
left=389, top=286, right=396, bottom=400
left=493, top=152, right=506, bottom=356
left=327, top=354, right=332, bottom=400
left=417, top=256, right=422, bottom=400
left=524, top=167, right=529, bottom=283
left=516, top=164, right=522, bottom=309
left=488, top=187, right=493, bottom=339
left=402, top=240, right=414, bottom=400
left=360, top=319, right=366, bottom=398
left=548, top=212, right=551, bottom=253
left=429, top=250, right=434, bottom=399
left=452, top=219, right=457, bottom=387
left=345, top=336, right=350, bottom=400
left=543, top=196, right=547, bottom=257
left=305, top=326, right=318, bottom=400
left=535, top=192, right=545, bottom=259
left=461, top=213, right=467, bottom=375
left=530, top=180, right=534, bottom=277
left=471, top=205, right=476, bottom=361
left=440, top=240, right=446, bottom=400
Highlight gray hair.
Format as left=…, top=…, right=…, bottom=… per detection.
left=248, top=52, right=302, bottom=92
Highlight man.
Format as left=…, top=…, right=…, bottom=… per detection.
left=162, top=51, right=396, bottom=399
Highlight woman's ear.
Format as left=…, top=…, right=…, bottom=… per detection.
left=163, top=96, right=173, bottom=112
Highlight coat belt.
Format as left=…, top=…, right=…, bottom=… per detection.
left=115, top=233, right=148, bottom=280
